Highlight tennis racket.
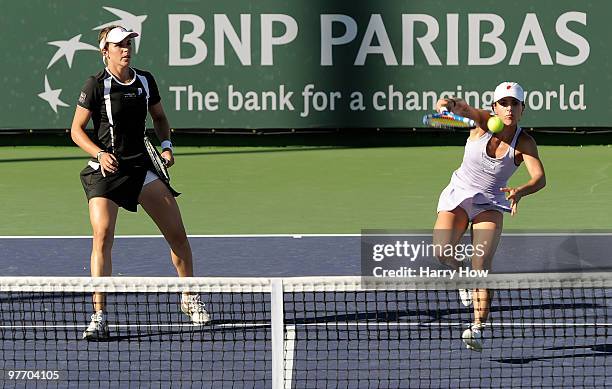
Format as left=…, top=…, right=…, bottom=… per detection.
left=422, top=110, right=476, bottom=130
left=144, top=136, right=170, bottom=184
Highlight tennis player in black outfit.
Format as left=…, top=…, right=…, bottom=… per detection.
left=70, top=26, right=209, bottom=340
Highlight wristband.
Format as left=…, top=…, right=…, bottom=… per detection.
left=96, top=150, right=106, bottom=162
left=161, top=140, right=173, bottom=152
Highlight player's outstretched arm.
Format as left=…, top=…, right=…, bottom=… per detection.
left=435, top=98, right=490, bottom=130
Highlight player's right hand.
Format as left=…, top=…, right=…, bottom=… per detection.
left=436, top=98, right=456, bottom=114
left=98, top=152, right=119, bottom=177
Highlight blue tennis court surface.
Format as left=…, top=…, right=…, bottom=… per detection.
left=1, top=234, right=611, bottom=276
left=1, top=235, right=611, bottom=387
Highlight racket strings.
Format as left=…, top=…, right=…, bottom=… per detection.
left=429, top=117, right=473, bottom=129
left=144, top=137, right=170, bottom=182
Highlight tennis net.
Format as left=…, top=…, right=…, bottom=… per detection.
left=1, top=273, right=610, bottom=388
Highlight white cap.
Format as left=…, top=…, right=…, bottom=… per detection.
left=99, top=27, right=139, bottom=49
left=493, top=82, right=524, bottom=103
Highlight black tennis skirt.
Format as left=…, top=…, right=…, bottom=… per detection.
left=80, top=153, right=180, bottom=212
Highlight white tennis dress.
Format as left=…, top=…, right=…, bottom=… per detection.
left=437, top=128, right=522, bottom=220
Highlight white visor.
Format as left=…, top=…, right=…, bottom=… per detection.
left=99, top=27, right=139, bottom=49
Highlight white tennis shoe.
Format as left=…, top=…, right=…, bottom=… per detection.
left=462, top=323, right=484, bottom=351
left=82, top=310, right=109, bottom=340
left=181, top=294, right=211, bottom=324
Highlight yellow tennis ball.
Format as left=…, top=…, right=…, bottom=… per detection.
left=487, top=116, right=504, bottom=133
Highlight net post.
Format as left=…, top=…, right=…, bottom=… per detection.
left=270, top=278, right=285, bottom=389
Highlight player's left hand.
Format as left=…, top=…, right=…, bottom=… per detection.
left=500, top=187, right=521, bottom=216
left=161, top=150, right=174, bottom=168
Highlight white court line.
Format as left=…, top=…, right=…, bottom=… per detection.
left=2, top=322, right=610, bottom=329
left=0, top=234, right=360, bottom=239
left=284, top=326, right=296, bottom=389
left=2, top=232, right=612, bottom=239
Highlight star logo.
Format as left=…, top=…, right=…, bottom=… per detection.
left=47, top=34, right=98, bottom=69
left=38, top=75, right=69, bottom=113
left=93, top=7, right=148, bottom=53
left=38, top=6, right=148, bottom=114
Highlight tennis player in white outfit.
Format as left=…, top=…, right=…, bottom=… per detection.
left=433, top=82, right=546, bottom=351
